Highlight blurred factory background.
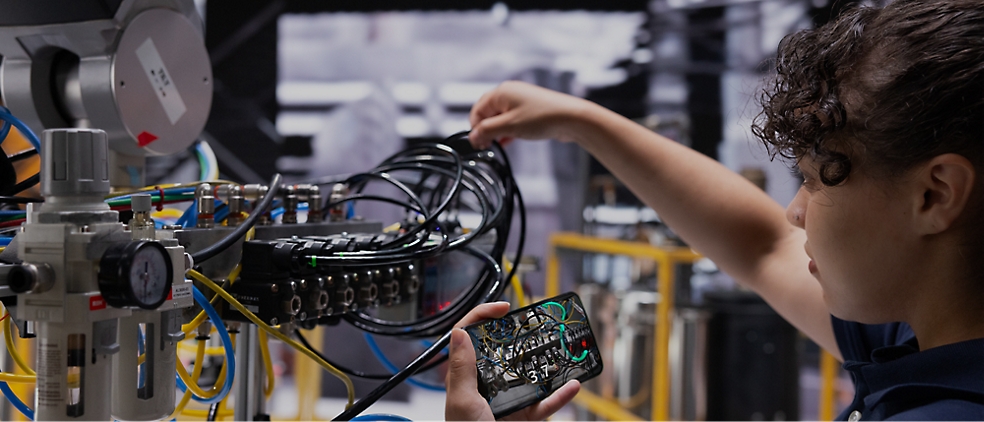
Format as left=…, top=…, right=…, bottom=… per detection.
left=146, top=0, right=868, bottom=419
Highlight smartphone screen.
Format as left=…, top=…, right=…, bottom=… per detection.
left=464, top=292, right=603, bottom=418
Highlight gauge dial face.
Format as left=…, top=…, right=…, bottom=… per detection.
left=128, top=244, right=171, bottom=307
left=99, top=240, right=174, bottom=310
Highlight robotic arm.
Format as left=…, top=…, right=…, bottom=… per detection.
left=0, top=0, right=211, bottom=188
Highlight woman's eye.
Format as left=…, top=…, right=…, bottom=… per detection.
left=801, top=175, right=822, bottom=192
left=793, top=165, right=821, bottom=191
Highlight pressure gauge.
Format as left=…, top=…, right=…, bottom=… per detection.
left=98, top=241, right=173, bottom=310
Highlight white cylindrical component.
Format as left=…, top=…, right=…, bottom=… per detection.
left=130, top=194, right=152, bottom=213
left=111, top=312, right=177, bottom=421
left=39, top=129, right=112, bottom=212
left=35, top=318, right=115, bottom=421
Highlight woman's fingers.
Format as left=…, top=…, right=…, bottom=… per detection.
left=445, top=302, right=512, bottom=421
left=505, top=380, right=581, bottom=421
left=453, top=301, right=511, bottom=329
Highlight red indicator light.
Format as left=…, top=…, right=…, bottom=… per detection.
left=581, top=339, right=587, bottom=347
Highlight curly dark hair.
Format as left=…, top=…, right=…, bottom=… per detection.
left=752, top=0, right=984, bottom=186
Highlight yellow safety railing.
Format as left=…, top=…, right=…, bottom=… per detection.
left=296, top=326, right=324, bottom=421
left=545, top=232, right=701, bottom=421
left=546, top=231, right=841, bottom=421
left=819, top=350, right=839, bottom=421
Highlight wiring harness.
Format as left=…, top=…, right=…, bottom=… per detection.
left=332, top=133, right=526, bottom=338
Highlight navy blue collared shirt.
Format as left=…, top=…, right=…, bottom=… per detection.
left=831, top=317, right=984, bottom=420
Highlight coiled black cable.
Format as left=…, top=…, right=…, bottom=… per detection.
left=294, top=329, right=447, bottom=380
left=289, top=134, right=524, bottom=414
left=336, top=134, right=519, bottom=338
left=0, top=196, right=41, bottom=204
left=333, top=245, right=504, bottom=421
left=9, top=173, right=38, bottom=194
left=7, top=149, right=37, bottom=163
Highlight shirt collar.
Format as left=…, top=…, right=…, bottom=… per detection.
left=857, top=337, right=984, bottom=409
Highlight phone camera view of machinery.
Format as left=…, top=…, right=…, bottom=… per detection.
left=466, top=293, right=602, bottom=418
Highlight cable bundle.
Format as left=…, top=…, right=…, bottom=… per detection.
left=304, top=132, right=526, bottom=339
left=323, top=133, right=526, bottom=420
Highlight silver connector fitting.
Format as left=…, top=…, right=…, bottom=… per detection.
left=129, top=194, right=155, bottom=239
left=7, top=263, right=55, bottom=294
left=282, top=185, right=298, bottom=224
left=195, top=183, right=215, bottom=228
left=242, top=184, right=268, bottom=202
left=226, top=185, right=245, bottom=227
left=284, top=295, right=302, bottom=316
left=328, top=183, right=348, bottom=221
left=307, top=185, right=323, bottom=223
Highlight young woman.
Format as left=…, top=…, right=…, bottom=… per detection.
left=445, top=0, right=984, bottom=420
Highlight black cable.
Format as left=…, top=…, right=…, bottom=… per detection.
left=377, top=144, right=463, bottom=249
left=343, top=242, right=507, bottom=340
left=10, top=173, right=38, bottom=194
left=294, top=330, right=389, bottom=379
left=343, top=247, right=501, bottom=334
left=333, top=248, right=504, bottom=421
left=338, top=135, right=517, bottom=338
left=493, top=141, right=527, bottom=285
left=324, top=195, right=427, bottom=219
left=7, top=149, right=36, bottom=163
left=333, top=332, right=452, bottom=421
left=293, top=132, right=517, bottom=340
left=372, top=162, right=496, bottom=229
left=206, top=402, right=220, bottom=421
left=294, top=329, right=449, bottom=380
left=347, top=172, right=428, bottom=215
left=190, top=173, right=282, bottom=263
left=367, top=161, right=497, bottom=250
left=283, top=131, right=524, bottom=420
left=303, top=231, right=450, bottom=267
left=0, top=196, right=41, bottom=204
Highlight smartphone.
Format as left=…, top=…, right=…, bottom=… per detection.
left=464, top=292, right=603, bottom=418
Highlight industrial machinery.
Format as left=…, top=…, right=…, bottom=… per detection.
left=0, top=1, right=527, bottom=420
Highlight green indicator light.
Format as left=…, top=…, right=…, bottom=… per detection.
left=309, top=256, right=317, bottom=268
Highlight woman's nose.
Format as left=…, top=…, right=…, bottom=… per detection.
left=786, top=187, right=807, bottom=229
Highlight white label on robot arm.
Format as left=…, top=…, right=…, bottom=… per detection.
left=135, top=38, right=187, bottom=125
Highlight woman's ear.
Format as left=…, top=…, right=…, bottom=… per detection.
left=913, top=153, right=976, bottom=235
